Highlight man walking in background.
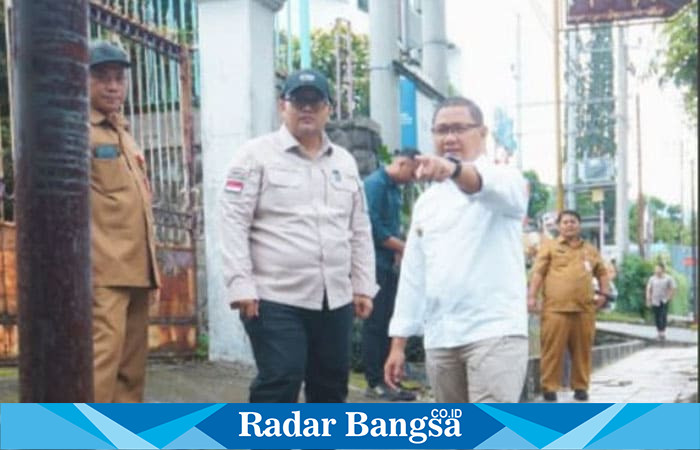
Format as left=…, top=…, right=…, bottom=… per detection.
left=89, top=41, right=160, bottom=402
left=362, top=148, right=419, bottom=401
left=646, top=263, right=676, bottom=341
left=528, top=210, right=609, bottom=402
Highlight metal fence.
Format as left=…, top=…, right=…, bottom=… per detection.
left=1, top=0, right=202, bottom=361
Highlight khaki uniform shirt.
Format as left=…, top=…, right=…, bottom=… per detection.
left=532, top=236, right=606, bottom=312
left=89, top=109, right=159, bottom=288
left=219, top=125, right=378, bottom=310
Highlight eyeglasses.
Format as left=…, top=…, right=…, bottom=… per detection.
left=431, top=123, right=481, bottom=136
left=284, top=93, right=328, bottom=110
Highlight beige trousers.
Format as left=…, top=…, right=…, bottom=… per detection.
left=425, top=336, right=528, bottom=403
left=93, top=287, right=150, bottom=402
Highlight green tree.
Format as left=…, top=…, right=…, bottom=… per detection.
left=523, top=170, right=551, bottom=221
left=655, top=0, right=698, bottom=124
left=278, top=25, right=370, bottom=118
left=628, top=196, right=693, bottom=245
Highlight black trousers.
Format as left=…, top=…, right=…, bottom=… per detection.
left=361, top=268, right=398, bottom=387
left=243, top=299, right=353, bottom=403
left=652, top=302, right=669, bottom=332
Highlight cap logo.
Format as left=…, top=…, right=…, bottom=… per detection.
left=299, top=73, right=315, bottom=82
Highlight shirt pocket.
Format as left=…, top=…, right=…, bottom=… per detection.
left=262, top=167, right=305, bottom=206
left=90, top=151, right=130, bottom=194
left=328, top=171, right=358, bottom=211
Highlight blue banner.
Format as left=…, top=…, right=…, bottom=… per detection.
left=399, top=76, right=417, bottom=149
left=1, top=403, right=699, bottom=449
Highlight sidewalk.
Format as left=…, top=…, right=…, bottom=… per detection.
left=541, top=345, right=698, bottom=403
left=596, top=321, right=698, bottom=345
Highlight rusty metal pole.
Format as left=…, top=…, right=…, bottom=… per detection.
left=13, top=0, right=92, bottom=402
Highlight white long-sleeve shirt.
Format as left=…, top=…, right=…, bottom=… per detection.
left=388, top=157, right=529, bottom=349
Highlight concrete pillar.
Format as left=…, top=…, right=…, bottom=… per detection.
left=199, top=0, right=285, bottom=364
left=369, top=0, right=400, bottom=151
left=614, top=25, right=629, bottom=262
left=421, top=0, right=448, bottom=95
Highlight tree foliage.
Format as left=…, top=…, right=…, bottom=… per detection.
left=656, top=0, right=698, bottom=124
left=523, top=170, right=551, bottom=221
left=616, top=254, right=654, bottom=317
left=628, top=196, right=694, bottom=245
left=278, top=24, right=370, bottom=119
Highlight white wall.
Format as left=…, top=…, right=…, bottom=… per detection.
left=199, top=0, right=282, bottom=364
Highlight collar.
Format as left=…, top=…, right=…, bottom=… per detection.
left=90, top=108, right=128, bottom=129
left=557, top=235, right=584, bottom=248
left=278, top=124, right=333, bottom=157
left=380, top=166, right=399, bottom=188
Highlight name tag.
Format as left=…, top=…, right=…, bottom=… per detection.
left=94, top=145, right=119, bottom=159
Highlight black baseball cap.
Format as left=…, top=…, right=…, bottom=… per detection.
left=281, top=69, right=332, bottom=102
left=89, top=41, right=130, bottom=68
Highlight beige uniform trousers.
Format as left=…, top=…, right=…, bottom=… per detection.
left=540, top=310, right=595, bottom=393
left=425, top=336, right=528, bottom=403
left=93, top=287, right=150, bottom=402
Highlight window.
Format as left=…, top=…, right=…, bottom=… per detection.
left=358, top=0, right=368, bottom=12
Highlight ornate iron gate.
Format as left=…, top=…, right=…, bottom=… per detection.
left=1, top=0, right=201, bottom=361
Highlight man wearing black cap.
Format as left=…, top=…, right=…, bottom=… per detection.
left=88, top=41, right=159, bottom=402
left=361, top=148, right=419, bottom=401
left=219, top=69, right=377, bottom=403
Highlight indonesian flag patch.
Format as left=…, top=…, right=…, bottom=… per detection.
left=225, top=178, right=244, bottom=193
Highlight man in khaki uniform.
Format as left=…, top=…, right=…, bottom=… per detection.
left=89, top=41, right=159, bottom=402
left=528, top=210, right=608, bottom=402
left=219, top=69, right=377, bottom=403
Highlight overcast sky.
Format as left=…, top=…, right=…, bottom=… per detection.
left=444, top=0, right=696, bottom=207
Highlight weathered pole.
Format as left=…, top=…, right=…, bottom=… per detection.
left=13, top=0, right=93, bottom=402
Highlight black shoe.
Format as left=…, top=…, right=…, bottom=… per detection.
left=543, top=391, right=557, bottom=402
left=365, top=383, right=416, bottom=401
left=574, top=389, right=589, bottom=401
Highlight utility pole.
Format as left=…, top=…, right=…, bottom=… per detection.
left=553, top=0, right=564, bottom=211
left=614, top=25, right=629, bottom=263
left=635, top=93, right=644, bottom=258
left=13, top=0, right=92, bottom=402
left=565, top=26, right=578, bottom=209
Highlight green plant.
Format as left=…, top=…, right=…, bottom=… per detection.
left=615, top=254, right=654, bottom=318
left=195, top=332, right=209, bottom=360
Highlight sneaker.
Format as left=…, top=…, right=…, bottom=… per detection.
left=365, top=383, right=416, bottom=401
left=574, top=390, right=589, bottom=401
left=542, top=391, right=557, bottom=402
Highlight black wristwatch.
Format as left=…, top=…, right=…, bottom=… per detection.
left=446, top=156, right=462, bottom=179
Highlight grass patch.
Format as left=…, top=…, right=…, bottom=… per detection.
left=0, top=367, right=18, bottom=378
left=597, top=310, right=648, bottom=324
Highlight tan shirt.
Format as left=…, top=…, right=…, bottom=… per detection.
left=219, top=125, right=378, bottom=310
left=89, top=109, right=159, bottom=288
left=532, top=236, right=606, bottom=312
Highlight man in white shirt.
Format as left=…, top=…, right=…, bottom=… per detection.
left=384, top=97, right=529, bottom=403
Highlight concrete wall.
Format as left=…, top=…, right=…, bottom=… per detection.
left=199, top=0, right=284, bottom=365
